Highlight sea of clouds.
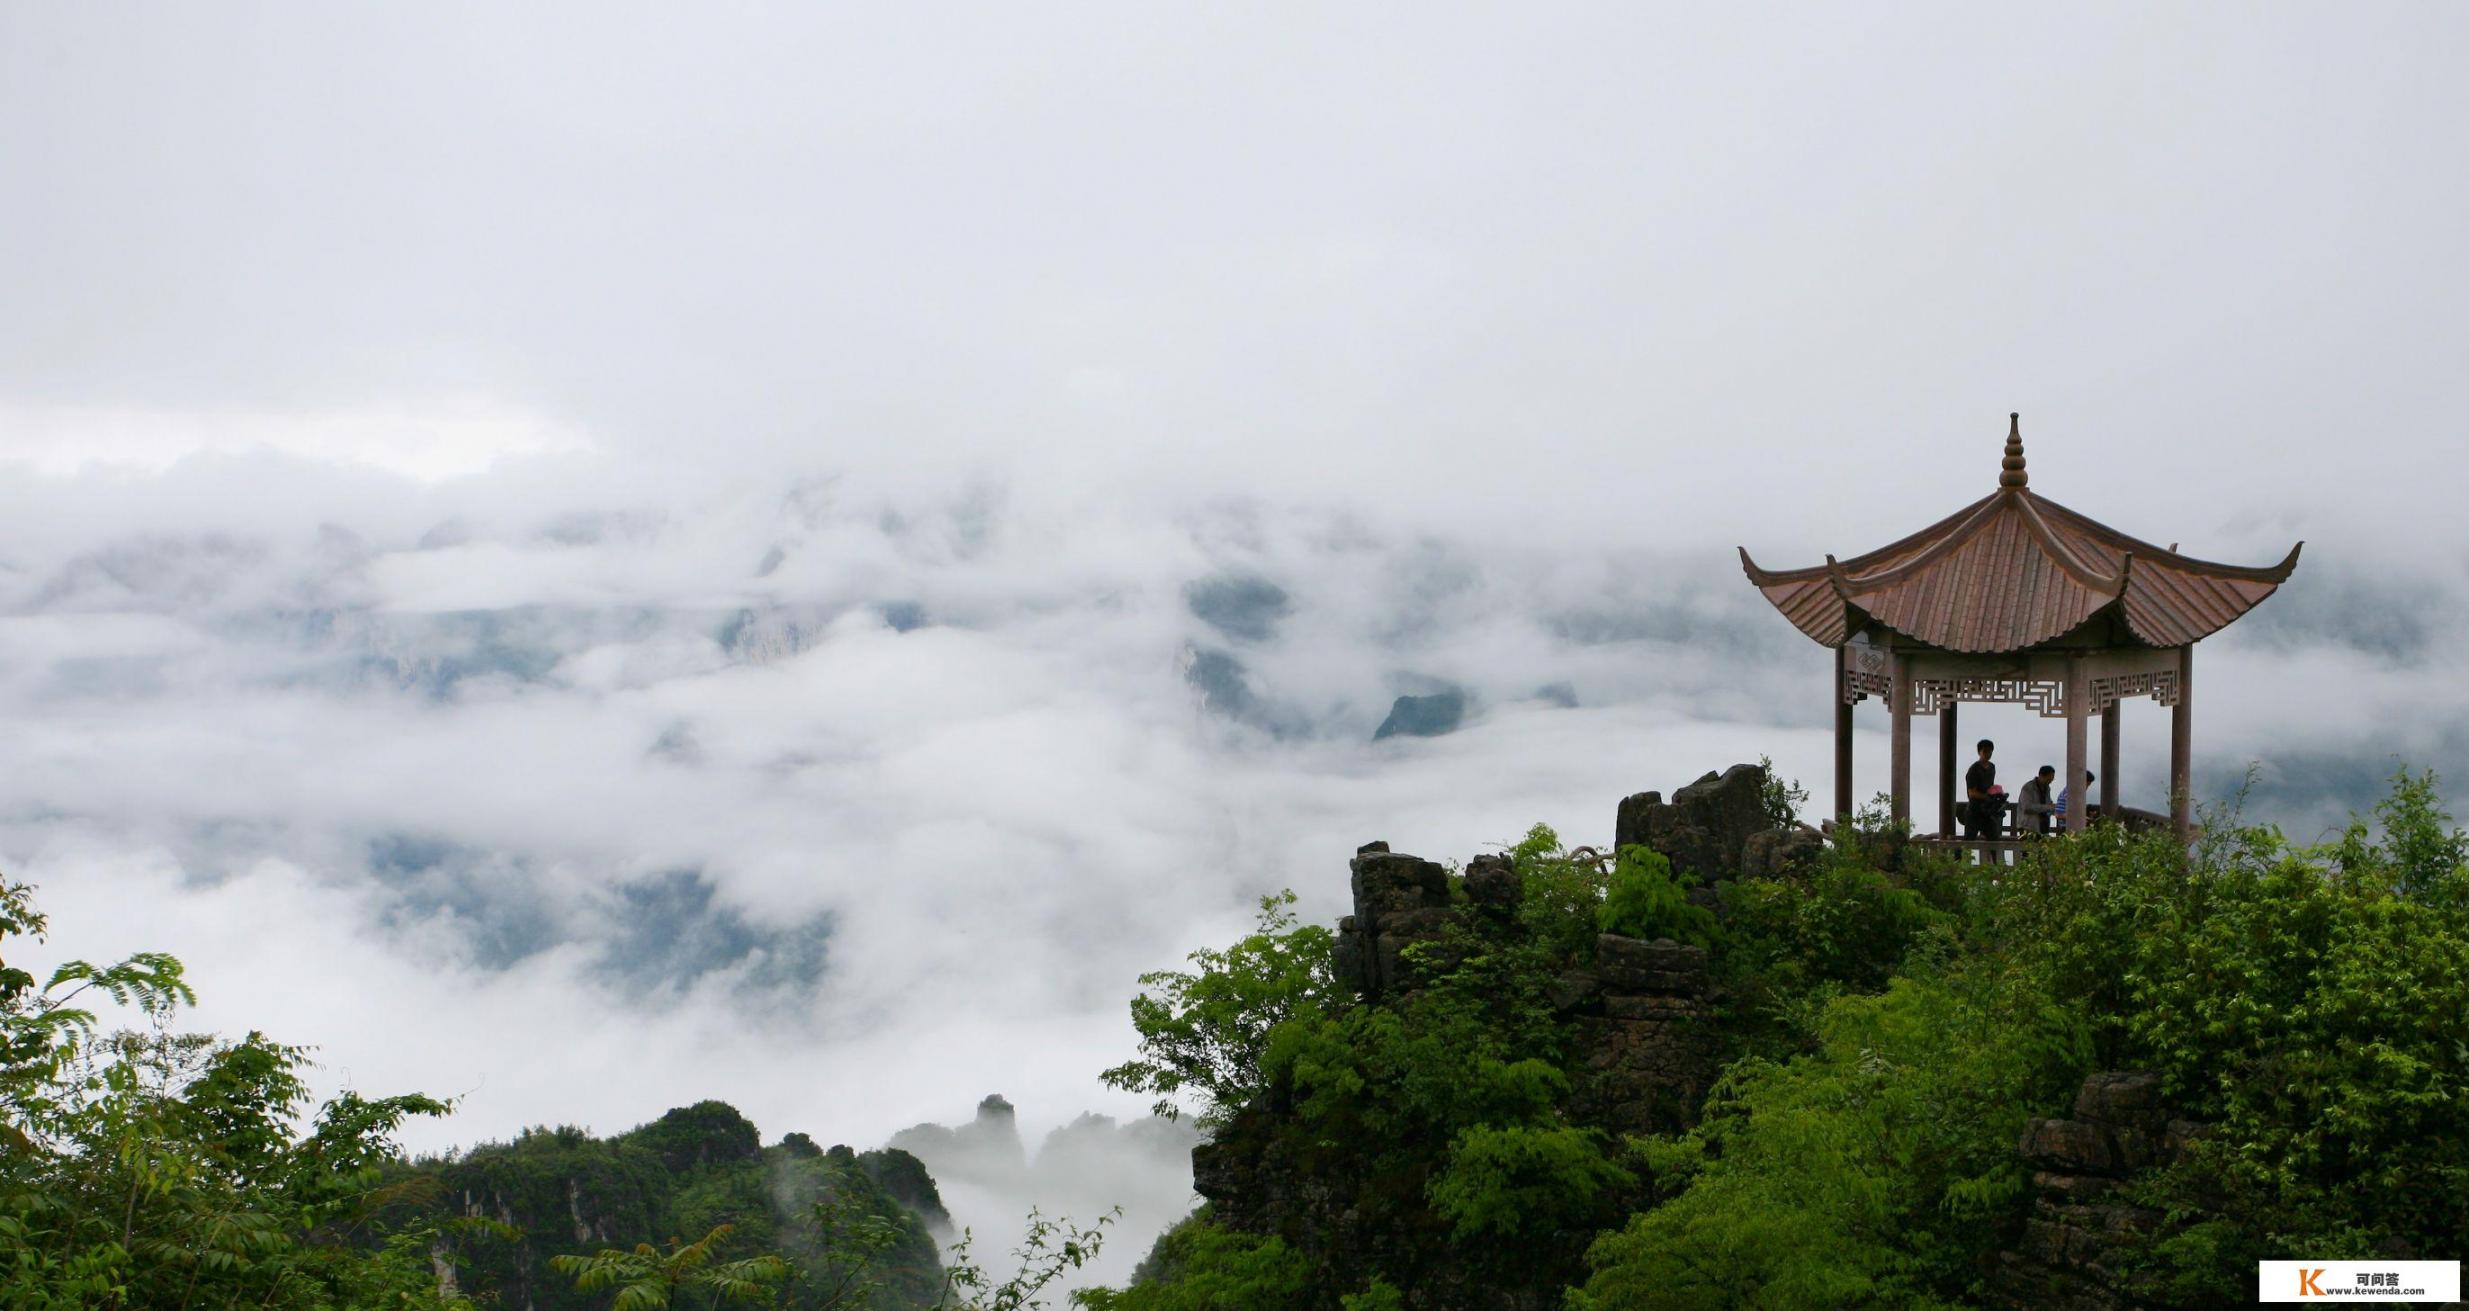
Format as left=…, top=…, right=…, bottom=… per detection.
left=2, top=443, right=2459, bottom=1282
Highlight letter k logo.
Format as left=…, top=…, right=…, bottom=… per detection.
left=2299, top=1268, right=2326, bottom=1296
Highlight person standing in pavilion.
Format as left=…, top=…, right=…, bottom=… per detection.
left=1963, top=739, right=2001, bottom=839
left=2056, top=770, right=2096, bottom=824
left=2018, top=765, right=2058, bottom=836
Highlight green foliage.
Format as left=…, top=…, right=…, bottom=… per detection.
left=1756, top=754, right=1810, bottom=829
left=1595, top=846, right=1717, bottom=948
left=436, top=1119, right=948, bottom=1311
left=550, top=1222, right=790, bottom=1310
left=1097, top=907, right=1621, bottom=1304
left=621, top=1099, right=765, bottom=1174
left=2111, top=788, right=2468, bottom=1276
left=1720, top=842, right=1949, bottom=998
left=2, top=874, right=972, bottom=1311
left=1426, top=1124, right=1635, bottom=1244
left=1101, top=892, right=1335, bottom=1127
left=1508, top=823, right=1611, bottom=966
left=1070, top=1218, right=1308, bottom=1311
left=1573, top=964, right=2087, bottom=1310
left=0, top=874, right=464, bottom=1311
left=2368, top=764, right=2468, bottom=905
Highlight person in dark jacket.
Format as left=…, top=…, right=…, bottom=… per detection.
left=1963, top=739, right=2001, bottom=839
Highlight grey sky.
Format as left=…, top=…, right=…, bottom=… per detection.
left=4, top=3, right=2464, bottom=1285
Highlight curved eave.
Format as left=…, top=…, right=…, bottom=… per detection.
left=1735, top=492, right=2002, bottom=589
left=2031, top=494, right=2305, bottom=584
left=1742, top=490, right=2305, bottom=653
left=2117, top=556, right=2298, bottom=647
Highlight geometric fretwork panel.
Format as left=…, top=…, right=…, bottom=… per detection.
left=1910, top=677, right=2069, bottom=718
left=1843, top=669, right=1893, bottom=703
left=2090, top=669, right=2181, bottom=712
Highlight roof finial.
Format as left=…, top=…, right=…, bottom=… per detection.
left=1999, top=412, right=2027, bottom=489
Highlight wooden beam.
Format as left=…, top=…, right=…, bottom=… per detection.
left=1891, top=653, right=1912, bottom=828
left=2064, top=655, right=2089, bottom=834
left=2100, top=701, right=2121, bottom=818
left=1834, top=645, right=1854, bottom=824
left=1939, top=701, right=1959, bottom=838
left=2172, top=645, right=2195, bottom=838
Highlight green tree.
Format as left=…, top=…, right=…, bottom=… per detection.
left=1101, top=892, right=1334, bottom=1127
left=0, top=875, right=461, bottom=1311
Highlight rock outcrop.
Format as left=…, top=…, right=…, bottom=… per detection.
left=1569, top=934, right=1714, bottom=1136
left=1373, top=689, right=1466, bottom=740
left=1193, top=769, right=1808, bottom=1310
left=1615, top=763, right=1769, bottom=881
left=889, top=1093, right=1029, bottom=1183
left=1212, top=822, right=1725, bottom=1287
left=1333, top=843, right=1457, bottom=1001
left=1985, top=1070, right=2208, bottom=1310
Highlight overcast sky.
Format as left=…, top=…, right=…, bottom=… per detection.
left=4, top=2, right=2464, bottom=1282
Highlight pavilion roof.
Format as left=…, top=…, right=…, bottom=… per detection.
left=1738, top=416, right=2302, bottom=653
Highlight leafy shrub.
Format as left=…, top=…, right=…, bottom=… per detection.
left=1756, top=754, right=1811, bottom=829
left=1596, top=846, right=1717, bottom=947
left=1720, top=845, right=1948, bottom=997
left=1510, top=823, right=1612, bottom=965
left=1428, top=1124, right=1636, bottom=1244
left=1572, top=964, right=2088, bottom=1310
left=1073, top=1219, right=1311, bottom=1310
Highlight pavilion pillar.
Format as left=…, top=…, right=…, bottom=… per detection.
left=2171, top=645, right=2195, bottom=839
left=2064, top=654, right=2089, bottom=834
left=1938, top=701, right=1958, bottom=838
left=1833, top=646, right=1854, bottom=824
left=2100, top=702, right=2121, bottom=820
left=1890, top=652, right=1912, bottom=828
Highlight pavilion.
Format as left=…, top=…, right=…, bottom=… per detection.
left=1739, top=415, right=2302, bottom=840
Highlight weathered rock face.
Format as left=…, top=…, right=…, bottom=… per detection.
left=1740, top=824, right=1825, bottom=880
left=1569, top=934, right=1714, bottom=1136
left=1615, top=763, right=1769, bottom=880
left=1985, top=1071, right=2209, bottom=1311
left=1333, top=843, right=1457, bottom=1002
left=1198, top=777, right=1779, bottom=1310
left=1463, top=852, right=1522, bottom=912
left=1217, top=838, right=1720, bottom=1273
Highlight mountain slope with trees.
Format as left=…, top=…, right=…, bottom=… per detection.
left=1082, top=766, right=2469, bottom=1310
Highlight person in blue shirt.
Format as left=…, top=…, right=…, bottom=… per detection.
left=2055, top=770, right=2095, bottom=824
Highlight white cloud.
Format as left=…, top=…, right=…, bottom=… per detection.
left=0, top=399, right=592, bottom=483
